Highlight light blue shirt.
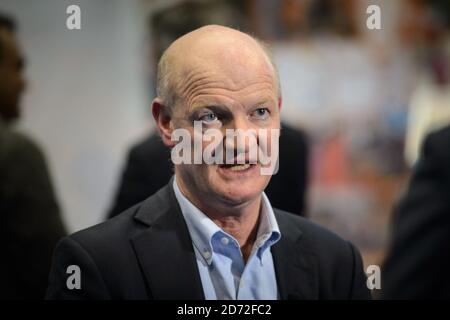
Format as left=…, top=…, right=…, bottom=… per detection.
left=173, top=177, right=281, bottom=300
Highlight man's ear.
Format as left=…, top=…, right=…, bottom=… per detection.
left=278, top=97, right=282, bottom=110
left=151, top=97, right=177, bottom=148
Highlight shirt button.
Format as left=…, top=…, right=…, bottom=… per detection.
left=203, top=250, right=211, bottom=259
left=221, top=237, right=229, bottom=245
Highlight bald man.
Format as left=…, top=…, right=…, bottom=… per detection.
left=46, top=25, right=370, bottom=300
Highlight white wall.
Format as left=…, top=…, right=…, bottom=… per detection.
left=0, top=0, right=152, bottom=232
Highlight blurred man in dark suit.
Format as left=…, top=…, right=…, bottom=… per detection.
left=382, top=125, right=450, bottom=299
left=0, top=13, right=66, bottom=299
left=108, top=122, right=309, bottom=219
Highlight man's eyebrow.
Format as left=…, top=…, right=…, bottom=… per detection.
left=190, top=103, right=207, bottom=111
left=251, top=98, right=276, bottom=108
left=189, top=97, right=276, bottom=112
left=190, top=102, right=227, bottom=112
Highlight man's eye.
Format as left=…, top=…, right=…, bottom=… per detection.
left=199, top=113, right=218, bottom=123
left=252, top=108, right=269, bottom=119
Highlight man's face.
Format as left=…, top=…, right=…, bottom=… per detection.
left=171, top=46, right=280, bottom=208
left=0, top=29, right=26, bottom=122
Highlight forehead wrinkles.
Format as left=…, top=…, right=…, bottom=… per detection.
left=177, top=69, right=221, bottom=100
left=167, top=30, right=278, bottom=102
left=183, top=74, right=277, bottom=110
left=176, top=59, right=276, bottom=108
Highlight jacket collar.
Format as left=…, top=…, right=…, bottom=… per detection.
left=131, top=177, right=205, bottom=300
left=271, top=210, right=319, bottom=299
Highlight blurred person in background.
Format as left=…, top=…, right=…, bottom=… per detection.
left=382, top=125, right=450, bottom=299
left=402, top=0, right=450, bottom=165
left=0, top=12, right=66, bottom=299
left=382, top=0, right=450, bottom=298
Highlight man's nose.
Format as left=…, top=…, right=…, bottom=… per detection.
left=233, top=116, right=252, bottom=131
left=224, top=118, right=258, bottom=155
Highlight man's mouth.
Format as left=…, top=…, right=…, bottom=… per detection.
left=219, top=163, right=251, bottom=171
left=218, top=162, right=258, bottom=173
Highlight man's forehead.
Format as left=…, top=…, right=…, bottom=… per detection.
left=166, top=27, right=275, bottom=91
left=179, top=55, right=272, bottom=83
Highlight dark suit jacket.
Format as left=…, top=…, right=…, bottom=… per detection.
left=0, top=122, right=66, bottom=299
left=108, top=123, right=309, bottom=218
left=382, top=125, right=450, bottom=299
left=47, top=180, right=370, bottom=300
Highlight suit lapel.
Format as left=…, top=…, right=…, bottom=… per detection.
left=272, top=210, right=319, bottom=300
left=131, top=181, right=205, bottom=300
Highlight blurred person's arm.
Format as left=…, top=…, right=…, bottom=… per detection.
left=265, top=124, right=309, bottom=216
left=382, top=126, right=450, bottom=299
left=107, top=144, right=151, bottom=218
left=107, top=134, right=172, bottom=219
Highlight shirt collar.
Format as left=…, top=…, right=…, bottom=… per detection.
left=254, top=191, right=281, bottom=258
left=173, top=176, right=281, bottom=265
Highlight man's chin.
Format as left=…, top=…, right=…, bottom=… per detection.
left=203, top=165, right=269, bottom=205
left=212, top=181, right=265, bottom=206
left=216, top=192, right=259, bottom=207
